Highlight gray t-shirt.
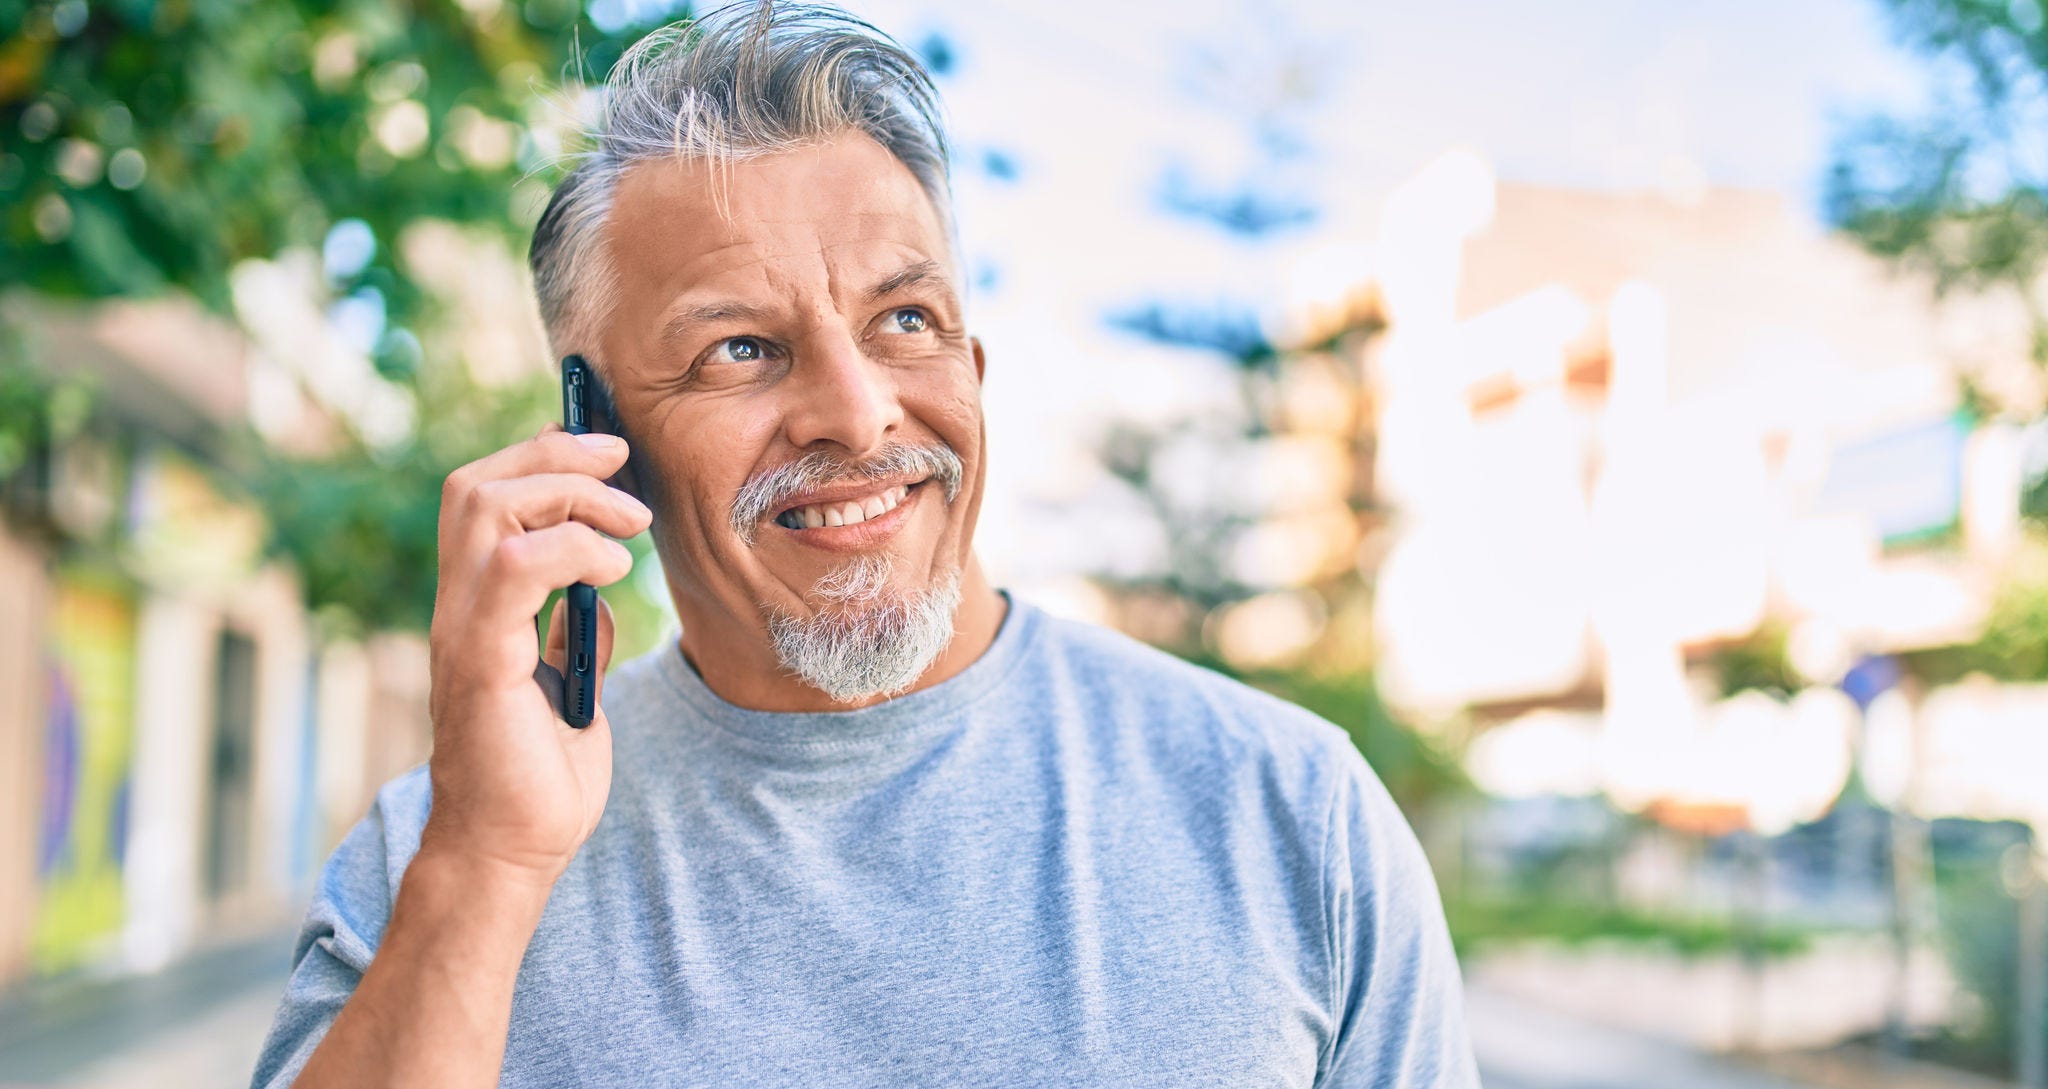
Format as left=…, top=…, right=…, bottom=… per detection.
left=251, top=597, right=1478, bottom=1087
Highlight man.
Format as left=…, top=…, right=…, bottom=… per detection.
left=251, top=3, right=1478, bottom=1086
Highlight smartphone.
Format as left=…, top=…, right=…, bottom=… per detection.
left=559, top=354, right=600, bottom=728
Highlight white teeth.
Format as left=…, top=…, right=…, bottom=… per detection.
left=781, top=483, right=914, bottom=530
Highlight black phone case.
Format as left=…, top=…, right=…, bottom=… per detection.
left=560, top=354, right=600, bottom=728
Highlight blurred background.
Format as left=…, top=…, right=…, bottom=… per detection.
left=6, top=0, right=2048, bottom=1085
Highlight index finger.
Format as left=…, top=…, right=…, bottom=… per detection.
left=446, top=428, right=631, bottom=497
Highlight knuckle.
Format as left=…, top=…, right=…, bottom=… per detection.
left=588, top=484, right=633, bottom=524
left=542, top=430, right=585, bottom=458
left=441, top=466, right=473, bottom=504
left=490, top=534, right=537, bottom=577
left=468, top=477, right=505, bottom=514
left=592, top=534, right=633, bottom=579
left=567, top=524, right=607, bottom=559
left=564, top=522, right=603, bottom=552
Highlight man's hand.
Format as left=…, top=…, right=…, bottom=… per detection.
left=290, top=426, right=652, bottom=1089
left=422, top=424, right=652, bottom=884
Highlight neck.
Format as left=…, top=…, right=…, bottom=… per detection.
left=673, top=558, right=1008, bottom=713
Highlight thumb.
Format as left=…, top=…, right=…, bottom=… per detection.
left=593, top=594, right=617, bottom=698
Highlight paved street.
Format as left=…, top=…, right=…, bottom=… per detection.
left=1469, top=987, right=1826, bottom=1089
left=0, top=932, right=294, bottom=1089
left=0, top=939, right=1959, bottom=1089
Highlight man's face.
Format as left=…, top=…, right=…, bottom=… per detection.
left=596, top=131, right=985, bottom=692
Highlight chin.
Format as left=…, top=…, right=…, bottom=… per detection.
left=767, top=567, right=964, bottom=704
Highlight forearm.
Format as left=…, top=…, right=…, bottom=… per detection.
left=292, top=849, right=553, bottom=1089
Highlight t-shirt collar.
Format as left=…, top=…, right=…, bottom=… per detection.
left=653, top=590, right=1035, bottom=756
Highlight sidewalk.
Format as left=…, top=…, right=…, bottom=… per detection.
left=0, top=931, right=295, bottom=1089
left=1468, top=983, right=2016, bottom=1089
left=1469, top=983, right=1827, bottom=1089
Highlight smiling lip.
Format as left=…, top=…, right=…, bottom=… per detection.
left=771, top=479, right=928, bottom=552
left=774, top=476, right=924, bottom=523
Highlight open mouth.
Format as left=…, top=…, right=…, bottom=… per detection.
left=774, top=480, right=924, bottom=530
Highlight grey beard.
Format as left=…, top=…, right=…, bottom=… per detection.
left=766, top=557, right=964, bottom=704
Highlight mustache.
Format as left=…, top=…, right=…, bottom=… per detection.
left=730, top=442, right=965, bottom=542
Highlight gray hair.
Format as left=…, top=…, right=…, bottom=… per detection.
left=529, top=0, right=956, bottom=360
left=769, top=564, right=962, bottom=702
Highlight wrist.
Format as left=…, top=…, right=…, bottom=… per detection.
left=405, top=838, right=561, bottom=933
left=304, top=833, right=553, bottom=1088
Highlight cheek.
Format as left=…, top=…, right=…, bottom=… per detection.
left=648, top=403, right=784, bottom=535
left=903, top=368, right=984, bottom=459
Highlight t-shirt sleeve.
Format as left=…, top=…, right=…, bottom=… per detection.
left=1316, top=744, right=1480, bottom=1088
left=247, top=770, right=428, bottom=1089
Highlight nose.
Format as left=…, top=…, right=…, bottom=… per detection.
left=780, top=328, right=903, bottom=459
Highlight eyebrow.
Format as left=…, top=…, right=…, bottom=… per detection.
left=656, top=260, right=953, bottom=350
left=865, top=259, right=946, bottom=302
left=658, top=301, right=773, bottom=352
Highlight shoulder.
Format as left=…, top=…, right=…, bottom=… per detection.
left=292, top=762, right=432, bottom=970
left=1025, top=609, right=1367, bottom=812
left=330, top=763, right=434, bottom=904
left=372, top=760, right=434, bottom=825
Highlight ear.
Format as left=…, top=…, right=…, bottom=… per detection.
left=970, top=335, right=987, bottom=384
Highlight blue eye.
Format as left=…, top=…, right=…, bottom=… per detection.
left=884, top=308, right=928, bottom=334
left=709, top=336, right=768, bottom=364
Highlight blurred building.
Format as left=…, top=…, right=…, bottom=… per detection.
left=0, top=292, right=431, bottom=992
left=1360, top=150, right=2037, bottom=833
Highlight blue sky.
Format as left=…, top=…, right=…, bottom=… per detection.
left=820, top=0, right=1941, bottom=585
left=860, top=0, right=1932, bottom=208
left=836, top=0, right=1938, bottom=349
left=1334, top=0, right=1931, bottom=203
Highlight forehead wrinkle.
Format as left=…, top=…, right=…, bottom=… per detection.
left=657, top=286, right=844, bottom=355
left=645, top=232, right=949, bottom=354
left=658, top=300, right=773, bottom=351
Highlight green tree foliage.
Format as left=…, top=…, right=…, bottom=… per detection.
left=1268, top=670, right=1468, bottom=814
left=1, top=0, right=697, bottom=633
left=1924, top=824, right=2046, bottom=1079
left=1709, top=622, right=1800, bottom=699
left=1442, top=893, right=1811, bottom=962
left=1827, top=0, right=2048, bottom=361
left=0, top=0, right=640, bottom=371
left=246, top=360, right=559, bottom=634
left=1087, top=11, right=1334, bottom=632
left=1905, top=530, right=2048, bottom=682
left=0, top=323, right=94, bottom=483
left=1211, top=661, right=1467, bottom=814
